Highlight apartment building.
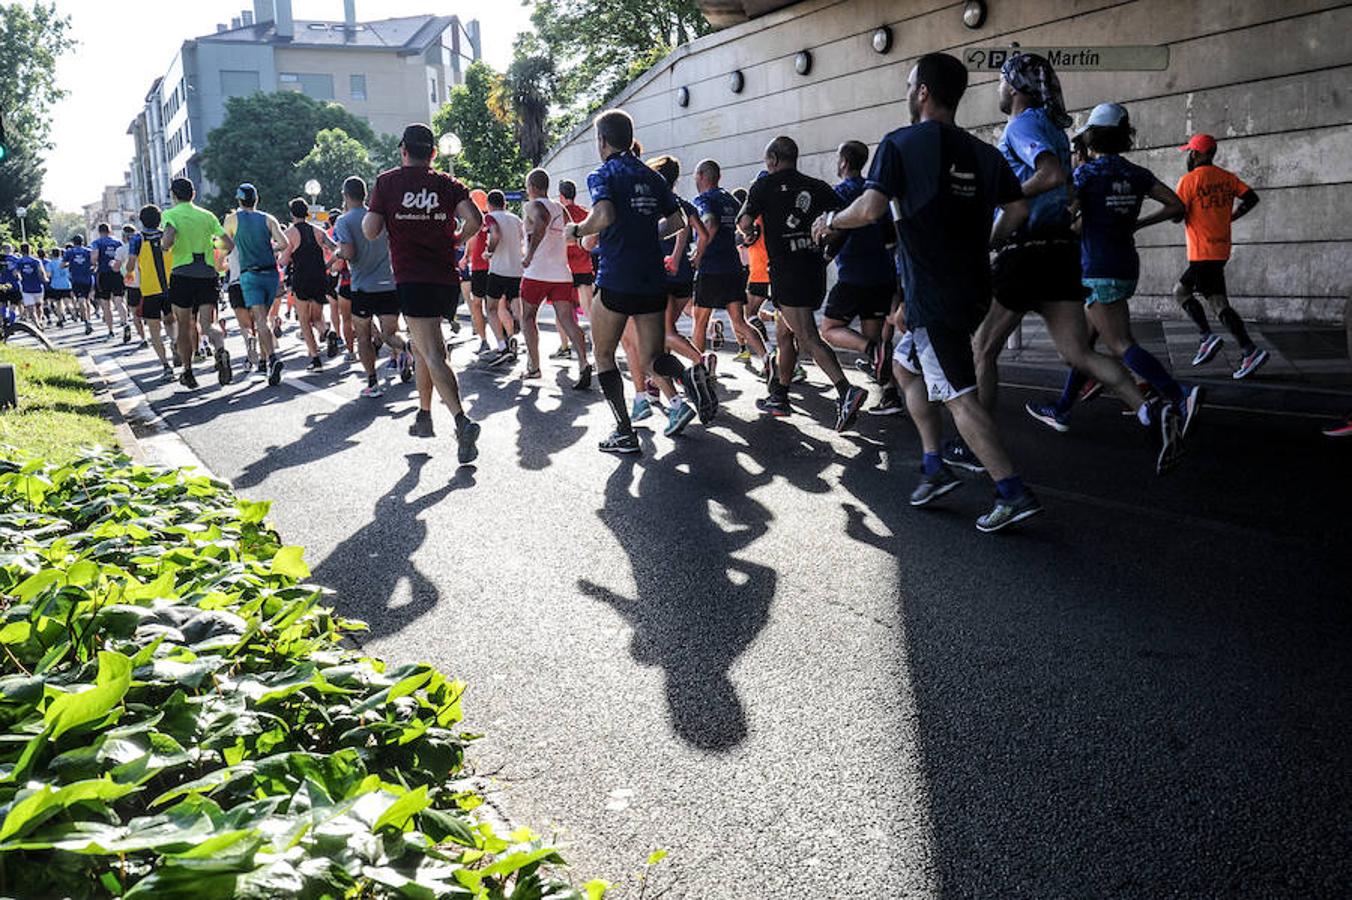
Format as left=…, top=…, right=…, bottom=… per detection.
left=127, top=0, right=480, bottom=207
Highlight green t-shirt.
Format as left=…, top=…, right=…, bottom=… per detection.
left=162, top=201, right=224, bottom=277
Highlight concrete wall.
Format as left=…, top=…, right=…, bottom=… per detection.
left=273, top=47, right=444, bottom=137
left=543, top=0, right=1352, bottom=323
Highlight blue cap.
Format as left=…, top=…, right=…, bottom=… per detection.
left=1074, top=102, right=1129, bottom=137
left=235, top=182, right=257, bottom=202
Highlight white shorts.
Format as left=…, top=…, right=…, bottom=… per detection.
left=893, top=326, right=978, bottom=403
left=21, top=292, right=41, bottom=308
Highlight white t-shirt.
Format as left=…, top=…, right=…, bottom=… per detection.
left=115, top=242, right=137, bottom=288
left=485, top=210, right=524, bottom=278
left=521, top=197, right=571, bottom=283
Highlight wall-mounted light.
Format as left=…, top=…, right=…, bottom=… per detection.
left=794, top=50, right=813, bottom=75
left=871, top=26, right=893, bottom=54
left=963, top=0, right=987, bottom=29
left=729, top=70, right=744, bottom=93
left=677, top=85, right=690, bottom=107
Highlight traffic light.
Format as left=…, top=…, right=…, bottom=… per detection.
left=0, top=110, right=8, bottom=163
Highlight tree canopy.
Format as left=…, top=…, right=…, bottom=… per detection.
left=295, top=128, right=375, bottom=210
left=432, top=61, right=527, bottom=190
left=199, top=91, right=376, bottom=217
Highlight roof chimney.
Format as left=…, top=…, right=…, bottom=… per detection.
left=253, top=0, right=274, bottom=24
left=344, top=0, right=357, bottom=34
left=275, top=0, right=294, bottom=40
left=217, top=23, right=227, bottom=32
left=231, top=16, right=241, bottom=29
left=242, top=10, right=254, bottom=25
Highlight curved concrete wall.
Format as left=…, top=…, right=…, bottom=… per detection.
left=542, top=0, right=1352, bottom=323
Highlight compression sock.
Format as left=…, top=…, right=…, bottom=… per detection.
left=1123, top=344, right=1184, bottom=404
left=834, top=379, right=850, bottom=400
left=995, top=475, right=1026, bottom=501
left=652, top=352, right=684, bottom=379
left=598, top=368, right=632, bottom=434
left=1180, top=297, right=1211, bottom=335
left=1218, top=308, right=1256, bottom=355
left=1054, top=368, right=1090, bottom=416
left=455, top=412, right=469, bottom=428
left=922, top=452, right=942, bottom=476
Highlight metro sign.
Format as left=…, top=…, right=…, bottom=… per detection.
left=964, top=45, right=1170, bottom=71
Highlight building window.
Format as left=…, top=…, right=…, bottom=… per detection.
left=221, top=69, right=260, bottom=98
left=279, top=72, right=334, bottom=100
left=350, top=74, right=366, bottom=101
left=429, top=76, right=438, bottom=102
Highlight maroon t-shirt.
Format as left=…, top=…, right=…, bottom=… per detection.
left=367, top=165, right=469, bottom=285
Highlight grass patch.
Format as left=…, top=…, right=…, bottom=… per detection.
left=0, top=345, right=117, bottom=462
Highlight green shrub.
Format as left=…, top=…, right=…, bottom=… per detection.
left=0, top=449, right=602, bottom=899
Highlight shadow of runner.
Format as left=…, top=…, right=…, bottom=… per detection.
left=313, top=453, right=476, bottom=643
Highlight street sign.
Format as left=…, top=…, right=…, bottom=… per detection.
left=503, top=190, right=524, bottom=202
left=963, top=45, right=1169, bottom=72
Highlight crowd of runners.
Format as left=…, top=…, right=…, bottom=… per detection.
left=4, top=50, right=1348, bottom=530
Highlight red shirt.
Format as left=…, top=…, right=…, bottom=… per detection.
left=562, top=200, right=593, bottom=274
left=367, top=165, right=470, bottom=285
left=468, top=228, right=489, bottom=272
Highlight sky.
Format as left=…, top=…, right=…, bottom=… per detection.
left=41, top=0, right=534, bottom=212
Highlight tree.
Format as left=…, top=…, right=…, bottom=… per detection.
left=199, top=91, right=376, bottom=217
left=492, top=36, right=557, bottom=167
left=46, top=206, right=84, bottom=243
left=368, top=133, right=402, bottom=175
left=433, top=61, right=526, bottom=189
left=526, top=0, right=711, bottom=123
left=296, top=128, right=375, bottom=209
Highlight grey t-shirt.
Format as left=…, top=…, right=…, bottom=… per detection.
left=333, top=207, right=394, bottom=292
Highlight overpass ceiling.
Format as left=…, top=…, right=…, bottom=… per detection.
left=697, top=0, right=802, bottom=29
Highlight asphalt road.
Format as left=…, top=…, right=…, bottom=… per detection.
left=65, top=312, right=1352, bottom=898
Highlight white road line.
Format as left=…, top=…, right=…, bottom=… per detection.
left=88, top=350, right=218, bottom=477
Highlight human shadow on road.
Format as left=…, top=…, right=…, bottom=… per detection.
left=313, top=453, right=475, bottom=644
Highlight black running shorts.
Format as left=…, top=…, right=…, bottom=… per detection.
left=572, top=271, right=595, bottom=287
left=666, top=280, right=694, bottom=300
left=95, top=270, right=125, bottom=300
left=485, top=273, right=520, bottom=300
left=747, top=281, right=770, bottom=299
left=769, top=264, right=827, bottom=310
left=169, top=273, right=218, bottom=311
left=824, top=280, right=896, bottom=323
left=694, top=271, right=746, bottom=309
left=227, top=283, right=246, bottom=309
left=140, top=293, right=169, bottom=320
left=992, top=238, right=1087, bottom=313
left=352, top=289, right=400, bottom=319
left=1179, top=260, right=1227, bottom=298
left=598, top=287, right=665, bottom=316
left=397, top=281, right=457, bottom=319
left=470, top=269, right=489, bottom=298
left=126, top=287, right=142, bottom=308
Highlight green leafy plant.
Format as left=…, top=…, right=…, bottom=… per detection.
left=0, top=448, right=595, bottom=898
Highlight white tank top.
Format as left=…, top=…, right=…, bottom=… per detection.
left=521, top=197, right=571, bottom=283
left=485, top=210, right=524, bottom=278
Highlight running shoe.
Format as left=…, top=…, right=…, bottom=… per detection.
left=1320, top=414, right=1352, bottom=438
left=455, top=416, right=480, bottom=464
left=909, top=465, right=962, bottom=507
left=477, top=339, right=491, bottom=356
left=680, top=362, right=719, bottom=424
left=448, top=317, right=462, bottom=334
left=1025, top=401, right=1069, bottom=433
left=1232, top=347, right=1269, bottom=380
left=1191, top=333, right=1223, bottom=366
left=399, top=352, right=415, bottom=383
left=645, top=383, right=661, bottom=403
left=867, top=391, right=905, bottom=416
left=84, top=321, right=93, bottom=335
left=268, top=357, right=284, bottom=387
left=1078, top=378, right=1104, bottom=403
left=976, top=489, right=1044, bottom=533
left=254, top=359, right=266, bottom=378
left=702, top=351, right=718, bottom=378
left=408, top=410, right=434, bottom=438
left=756, top=392, right=791, bottom=417
left=631, top=395, right=653, bottom=422
left=360, top=383, right=383, bottom=398
left=1180, top=385, right=1204, bottom=438
left=1156, top=401, right=1185, bottom=475
left=712, top=320, right=725, bottom=350
left=345, top=349, right=356, bottom=363
left=763, top=351, right=778, bottom=388
left=734, top=346, right=752, bottom=362
left=179, top=369, right=198, bottom=390
left=271, top=321, right=283, bottom=339
left=599, top=429, right=641, bottom=455
left=122, top=323, right=131, bottom=344
left=792, top=364, right=808, bottom=384
left=326, top=331, right=340, bottom=358
left=307, top=356, right=323, bottom=372
left=215, top=347, right=233, bottom=385
left=508, top=336, right=519, bottom=357
left=573, top=365, right=593, bottom=391
left=835, top=385, right=867, bottom=432
left=664, top=401, right=697, bottom=437
left=942, top=437, right=985, bottom=473
left=551, top=345, right=572, bottom=359
left=523, top=367, right=542, bottom=380
left=161, top=363, right=174, bottom=380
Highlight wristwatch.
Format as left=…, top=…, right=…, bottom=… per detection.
left=824, top=210, right=837, bottom=230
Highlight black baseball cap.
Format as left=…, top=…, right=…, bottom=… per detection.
left=400, top=123, right=435, bottom=155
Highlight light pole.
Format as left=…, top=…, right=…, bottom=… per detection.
left=304, top=179, right=321, bottom=219
left=14, top=206, right=26, bottom=244
left=438, top=133, right=461, bottom=176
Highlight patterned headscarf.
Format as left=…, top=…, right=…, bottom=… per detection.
left=1001, top=52, right=1072, bottom=129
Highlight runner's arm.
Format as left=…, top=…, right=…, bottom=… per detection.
left=991, top=198, right=1030, bottom=248
left=1021, top=151, right=1068, bottom=199
left=565, top=200, right=615, bottom=240
left=268, top=215, right=288, bottom=251
left=1136, top=180, right=1186, bottom=231
left=454, top=198, right=482, bottom=244
left=162, top=225, right=177, bottom=251
left=691, top=211, right=718, bottom=269
left=1232, top=188, right=1259, bottom=222
left=521, top=201, right=546, bottom=268
left=812, top=188, right=888, bottom=242
left=362, top=211, right=385, bottom=241
left=484, top=217, right=500, bottom=257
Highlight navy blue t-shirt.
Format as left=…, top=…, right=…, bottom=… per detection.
left=998, top=107, right=1073, bottom=238
left=662, top=197, right=698, bottom=285
left=866, top=120, right=1023, bottom=331
left=90, top=236, right=121, bottom=274
left=63, top=246, right=94, bottom=284
left=692, top=186, right=742, bottom=276
left=0, top=254, right=18, bottom=293
left=15, top=255, right=45, bottom=293
left=587, top=150, right=680, bottom=296
left=833, top=175, right=896, bottom=286
left=1073, top=154, right=1157, bottom=280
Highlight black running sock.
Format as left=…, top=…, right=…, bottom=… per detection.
left=598, top=368, right=632, bottom=433
left=652, top=352, right=683, bottom=379
left=455, top=412, right=469, bottom=428
left=1218, top=308, right=1255, bottom=355
left=833, top=379, right=850, bottom=400
left=1180, top=297, right=1211, bottom=335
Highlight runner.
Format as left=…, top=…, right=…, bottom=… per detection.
left=115, top=225, right=144, bottom=344
left=363, top=122, right=482, bottom=463
left=819, top=141, right=899, bottom=397
left=815, top=52, right=1042, bottom=531
left=281, top=197, right=337, bottom=371
left=327, top=206, right=356, bottom=360
left=462, top=189, right=502, bottom=359
left=737, top=135, right=866, bottom=431
left=962, top=52, right=1180, bottom=473
left=1172, top=133, right=1269, bottom=379
left=13, top=243, right=46, bottom=328
left=333, top=174, right=413, bottom=397
left=162, top=177, right=233, bottom=388
left=689, top=158, right=768, bottom=371
left=559, top=178, right=595, bottom=323
left=61, top=235, right=94, bottom=334
left=520, top=167, right=593, bottom=387
left=43, top=247, right=71, bottom=327
left=124, top=204, right=176, bottom=379
left=1024, top=102, right=1204, bottom=444
left=90, top=223, right=128, bottom=342
left=564, top=108, right=714, bottom=454
left=649, top=156, right=704, bottom=369
left=222, top=183, right=287, bottom=386
left=482, top=190, right=524, bottom=368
